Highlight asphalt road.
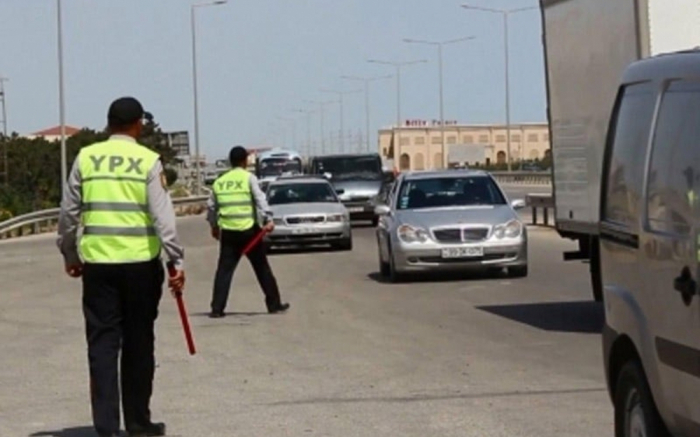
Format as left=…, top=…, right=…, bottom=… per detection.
left=0, top=186, right=611, bottom=437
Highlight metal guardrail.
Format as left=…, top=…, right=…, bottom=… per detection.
left=491, top=171, right=551, bottom=186
left=525, top=193, right=555, bottom=226
left=0, top=195, right=209, bottom=240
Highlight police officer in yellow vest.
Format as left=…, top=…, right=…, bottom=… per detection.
left=57, top=97, right=185, bottom=437
left=207, top=146, right=289, bottom=318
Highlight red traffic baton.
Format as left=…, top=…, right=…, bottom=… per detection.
left=242, top=228, right=269, bottom=255
left=167, top=262, right=196, bottom=356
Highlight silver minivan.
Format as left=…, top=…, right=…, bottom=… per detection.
left=602, top=50, right=700, bottom=436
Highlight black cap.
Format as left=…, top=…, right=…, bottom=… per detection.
left=229, top=146, right=248, bottom=166
left=108, top=97, right=145, bottom=127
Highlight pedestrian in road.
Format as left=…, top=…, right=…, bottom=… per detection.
left=207, top=146, right=289, bottom=318
left=57, top=97, right=186, bottom=437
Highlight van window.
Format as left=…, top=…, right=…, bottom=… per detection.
left=602, top=82, right=656, bottom=229
left=646, top=80, right=700, bottom=236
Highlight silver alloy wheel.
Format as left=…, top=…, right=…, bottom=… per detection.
left=625, top=387, right=647, bottom=437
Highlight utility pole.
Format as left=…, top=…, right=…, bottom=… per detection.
left=341, top=74, right=392, bottom=153
left=0, top=77, right=7, bottom=185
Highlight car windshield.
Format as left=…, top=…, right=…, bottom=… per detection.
left=268, top=183, right=338, bottom=205
left=396, top=176, right=506, bottom=210
left=260, top=158, right=302, bottom=177
left=313, top=156, right=381, bottom=181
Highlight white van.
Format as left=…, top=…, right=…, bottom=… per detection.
left=602, top=50, right=700, bottom=436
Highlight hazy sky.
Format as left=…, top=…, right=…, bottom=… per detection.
left=0, top=0, right=544, bottom=159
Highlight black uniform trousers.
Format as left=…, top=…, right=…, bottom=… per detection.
left=82, top=258, right=164, bottom=436
left=211, top=226, right=282, bottom=313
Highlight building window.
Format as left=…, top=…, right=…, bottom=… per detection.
left=479, top=135, right=489, bottom=143
left=496, top=151, right=506, bottom=164
left=496, top=135, right=506, bottom=142
left=512, top=134, right=522, bottom=142
left=399, top=153, right=411, bottom=170
left=415, top=137, right=425, bottom=145
left=447, top=136, right=457, bottom=144
left=431, top=137, right=441, bottom=144
left=463, top=135, right=474, bottom=143
left=400, top=137, right=410, bottom=146
left=528, top=134, right=538, bottom=142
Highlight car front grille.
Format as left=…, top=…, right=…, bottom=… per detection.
left=433, top=229, right=462, bottom=243
left=432, top=227, right=490, bottom=243
left=286, top=215, right=326, bottom=225
left=462, top=228, right=490, bottom=242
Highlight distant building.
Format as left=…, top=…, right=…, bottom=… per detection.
left=164, top=131, right=190, bottom=157
left=378, top=121, right=551, bottom=171
left=27, top=125, right=82, bottom=141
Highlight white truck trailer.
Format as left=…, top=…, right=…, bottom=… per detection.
left=540, top=0, right=700, bottom=300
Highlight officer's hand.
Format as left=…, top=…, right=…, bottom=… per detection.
left=168, top=269, right=185, bottom=296
left=65, top=263, right=83, bottom=278
left=264, top=221, right=275, bottom=233
left=211, top=227, right=220, bottom=241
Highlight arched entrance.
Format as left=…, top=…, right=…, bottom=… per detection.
left=497, top=151, right=507, bottom=164
left=399, top=153, right=411, bottom=170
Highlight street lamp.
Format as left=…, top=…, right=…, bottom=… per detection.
left=320, top=88, right=362, bottom=154
left=341, top=74, right=392, bottom=154
left=404, top=36, right=475, bottom=169
left=56, top=0, right=67, bottom=190
left=305, top=99, right=336, bottom=156
left=367, top=59, right=427, bottom=165
left=461, top=4, right=538, bottom=172
left=292, top=108, right=314, bottom=157
left=191, top=0, right=227, bottom=194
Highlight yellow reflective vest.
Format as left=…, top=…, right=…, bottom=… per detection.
left=213, top=168, right=255, bottom=231
left=78, top=139, right=161, bottom=263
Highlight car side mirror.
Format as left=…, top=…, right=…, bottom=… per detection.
left=511, top=199, right=526, bottom=210
left=375, top=204, right=391, bottom=216
left=335, top=189, right=345, bottom=195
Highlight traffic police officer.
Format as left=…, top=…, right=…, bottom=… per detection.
left=207, top=146, right=289, bottom=317
left=57, top=97, right=185, bottom=437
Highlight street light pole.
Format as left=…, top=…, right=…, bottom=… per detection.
left=320, top=89, right=361, bottom=154
left=0, top=77, right=7, bottom=185
left=404, top=37, right=474, bottom=169
left=57, top=0, right=67, bottom=190
left=305, top=100, right=334, bottom=155
left=367, top=59, right=427, bottom=168
left=191, top=0, right=227, bottom=195
left=461, top=4, right=538, bottom=172
left=341, top=75, right=392, bottom=153
left=292, top=108, right=314, bottom=157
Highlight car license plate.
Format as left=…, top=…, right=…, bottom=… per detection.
left=441, top=247, right=484, bottom=259
left=347, top=207, right=364, bottom=213
left=291, top=227, right=316, bottom=235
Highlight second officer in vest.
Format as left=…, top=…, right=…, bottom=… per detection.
left=57, top=97, right=185, bottom=437
left=207, top=146, right=289, bottom=317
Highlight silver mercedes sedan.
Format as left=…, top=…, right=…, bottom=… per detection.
left=264, top=176, right=352, bottom=250
left=374, top=170, right=527, bottom=282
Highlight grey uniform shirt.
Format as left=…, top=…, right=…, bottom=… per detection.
left=56, top=134, right=185, bottom=269
left=206, top=172, right=272, bottom=228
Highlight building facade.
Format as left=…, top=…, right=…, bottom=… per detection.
left=378, top=120, right=551, bottom=171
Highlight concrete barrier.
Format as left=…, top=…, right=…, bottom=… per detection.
left=525, top=193, right=555, bottom=227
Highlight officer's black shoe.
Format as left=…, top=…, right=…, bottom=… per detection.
left=268, top=303, right=290, bottom=314
left=127, top=421, right=166, bottom=436
left=209, top=311, right=226, bottom=319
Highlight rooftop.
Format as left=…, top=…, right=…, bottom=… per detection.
left=30, top=125, right=82, bottom=136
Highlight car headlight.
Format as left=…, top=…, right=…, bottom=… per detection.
left=326, top=213, right=347, bottom=223
left=493, top=220, right=522, bottom=239
left=397, top=224, right=430, bottom=243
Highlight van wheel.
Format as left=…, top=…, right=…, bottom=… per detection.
left=614, top=360, right=670, bottom=437
left=388, top=247, right=405, bottom=283
left=378, top=241, right=390, bottom=277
